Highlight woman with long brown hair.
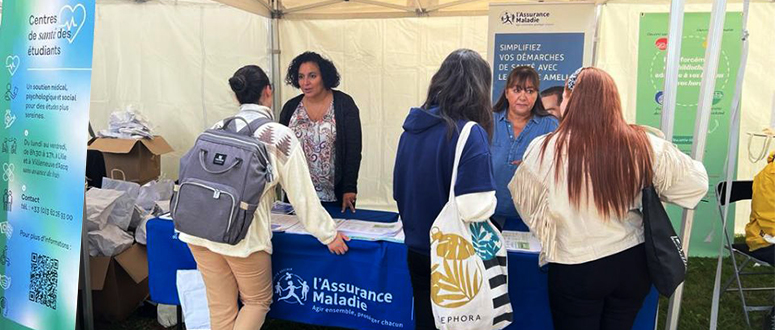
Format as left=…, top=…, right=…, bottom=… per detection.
left=509, top=67, right=708, bottom=330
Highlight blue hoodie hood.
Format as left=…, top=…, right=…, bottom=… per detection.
left=402, top=107, right=443, bottom=134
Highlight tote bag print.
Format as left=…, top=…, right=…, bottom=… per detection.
left=430, top=122, right=513, bottom=330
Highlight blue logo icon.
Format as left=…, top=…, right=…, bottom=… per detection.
left=274, top=271, right=309, bottom=305
left=655, top=91, right=664, bottom=105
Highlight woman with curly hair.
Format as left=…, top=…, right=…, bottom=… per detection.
left=280, top=52, right=362, bottom=213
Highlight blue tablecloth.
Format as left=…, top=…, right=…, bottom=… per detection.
left=147, top=208, right=657, bottom=330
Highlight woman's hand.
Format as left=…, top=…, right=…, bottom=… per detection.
left=341, top=192, right=357, bottom=213
left=327, top=232, right=350, bottom=255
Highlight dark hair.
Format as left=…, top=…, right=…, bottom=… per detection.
left=541, top=86, right=564, bottom=105
left=228, top=65, right=271, bottom=104
left=285, top=52, right=340, bottom=89
left=492, top=66, right=550, bottom=117
left=422, top=49, right=493, bottom=139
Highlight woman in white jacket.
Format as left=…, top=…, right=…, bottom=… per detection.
left=509, top=67, right=708, bottom=330
left=179, top=65, right=350, bottom=330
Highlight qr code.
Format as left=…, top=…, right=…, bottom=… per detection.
left=29, top=252, right=58, bottom=310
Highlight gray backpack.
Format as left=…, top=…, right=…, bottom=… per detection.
left=172, top=116, right=273, bottom=245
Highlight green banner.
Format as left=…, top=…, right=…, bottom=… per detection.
left=636, top=12, right=742, bottom=257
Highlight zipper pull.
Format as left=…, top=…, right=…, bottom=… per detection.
left=213, top=190, right=221, bottom=199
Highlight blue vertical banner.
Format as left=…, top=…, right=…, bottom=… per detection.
left=0, top=0, right=95, bottom=329
left=488, top=3, right=597, bottom=101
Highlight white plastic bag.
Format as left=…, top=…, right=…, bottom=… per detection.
left=130, top=205, right=147, bottom=230
left=133, top=213, right=155, bottom=245
left=87, top=224, right=134, bottom=257
left=429, top=122, right=512, bottom=330
left=85, top=188, right=125, bottom=232
left=137, top=180, right=175, bottom=214
left=156, top=303, right=178, bottom=328
left=97, top=107, right=154, bottom=140
left=155, top=200, right=171, bottom=215
left=106, top=189, right=135, bottom=231
left=102, top=179, right=140, bottom=229
left=156, top=179, right=175, bottom=202
left=177, top=269, right=210, bottom=330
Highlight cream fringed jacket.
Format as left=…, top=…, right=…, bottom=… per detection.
left=179, top=104, right=338, bottom=257
left=509, top=133, right=709, bottom=266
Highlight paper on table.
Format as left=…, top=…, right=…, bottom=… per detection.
left=271, top=201, right=294, bottom=215
left=382, top=230, right=405, bottom=244
left=284, top=219, right=345, bottom=235
left=502, top=230, right=541, bottom=253
left=336, top=219, right=403, bottom=238
left=282, top=217, right=404, bottom=242
left=271, top=213, right=301, bottom=232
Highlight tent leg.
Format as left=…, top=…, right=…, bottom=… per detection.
left=665, top=0, right=729, bottom=328
left=80, top=199, right=94, bottom=330
left=660, top=0, right=686, bottom=141
left=271, top=0, right=282, bottom=118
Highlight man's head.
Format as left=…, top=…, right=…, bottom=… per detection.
left=540, top=86, right=564, bottom=119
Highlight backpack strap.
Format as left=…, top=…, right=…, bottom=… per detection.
left=222, top=116, right=273, bottom=136
left=238, top=117, right=273, bottom=136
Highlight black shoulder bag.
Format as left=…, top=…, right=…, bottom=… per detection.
left=642, top=186, right=688, bottom=297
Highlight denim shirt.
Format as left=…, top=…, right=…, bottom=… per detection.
left=491, top=110, right=558, bottom=224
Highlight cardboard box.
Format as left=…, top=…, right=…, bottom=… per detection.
left=88, top=243, right=149, bottom=322
left=88, top=136, right=173, bottom=185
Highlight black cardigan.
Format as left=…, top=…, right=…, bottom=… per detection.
left=279, top=90, right=363, bottom=202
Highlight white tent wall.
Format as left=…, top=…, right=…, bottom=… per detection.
left=596, top=2, right=775, bottom=234
left=90, top=0, right=272, bottom=182
left=278, top=16, right=489, bottom=211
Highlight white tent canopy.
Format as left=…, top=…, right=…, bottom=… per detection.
left=212, top=0, right=773, bottom=18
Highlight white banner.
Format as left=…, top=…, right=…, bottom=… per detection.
left=488, top=3, right=597, bottom=100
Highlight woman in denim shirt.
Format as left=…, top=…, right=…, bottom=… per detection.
left=491, top=66, right=558, bottom=230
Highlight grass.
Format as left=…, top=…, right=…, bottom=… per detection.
left=655, top=256, right=774, bottom=330
left=104, top=241, right=774, bottom=330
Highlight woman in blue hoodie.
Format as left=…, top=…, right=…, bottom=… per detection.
left=393, top=49, right=497, bottom=330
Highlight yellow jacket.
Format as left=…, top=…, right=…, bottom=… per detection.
left=746, top=152, right=775, bottom=251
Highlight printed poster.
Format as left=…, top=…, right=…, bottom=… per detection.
left=488, top=3, right=597, bottom=101
left=636, top=12, right=742, bottom=256
left=0, top=0, right=96, bottom=328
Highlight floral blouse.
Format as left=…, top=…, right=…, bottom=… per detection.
left=289, top=101, right=337, bottom=202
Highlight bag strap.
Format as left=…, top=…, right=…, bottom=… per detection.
left=222, top=117, right=273, bottom=136
left=448, top=122, right=477, bottom=201
left=238, top=117, right=273, bottom=136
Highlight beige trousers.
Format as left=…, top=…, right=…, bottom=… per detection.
left=188, top=244, right=273, bottom=330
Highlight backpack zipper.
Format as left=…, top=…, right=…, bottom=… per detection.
left=174, top=181, right=237, bottom=233
left=201, top=132, right=261, bottom=150
left=200, top=132, right=271, bottom=166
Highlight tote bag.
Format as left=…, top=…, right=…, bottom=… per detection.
left=642, top=185, right=688, bottom=297
left=429, top=122, right=513, bottom=330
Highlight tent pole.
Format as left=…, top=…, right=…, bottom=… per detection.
left=283, top=0, right=341, bottom=14
left=350, top=0, right=414, bottom=12
left=271, top=0, right=282, bottom=118
left=709, top=0, right=750, bottom=328
left=426, top=0, right=480, bottom=12
left=660, top=0, right=687, bottom=141
left=79, top=198, right=94, bottom=330
left=665, top=0, right=729, bottom=329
